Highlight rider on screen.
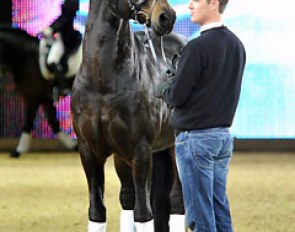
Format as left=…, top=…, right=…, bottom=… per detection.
left=42, top=0, right=80, bottom=97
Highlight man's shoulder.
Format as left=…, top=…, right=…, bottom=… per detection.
left=186, top=36, right=205, bottom=48
left=185, top=34, right=213, bottom=54
left=222, top=27, right=244, bottom=43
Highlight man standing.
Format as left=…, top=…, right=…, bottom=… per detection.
left=155, top=0, right=246, bottom=231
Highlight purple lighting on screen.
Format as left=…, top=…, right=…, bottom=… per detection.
left=13, top=0, right=63, bottom=35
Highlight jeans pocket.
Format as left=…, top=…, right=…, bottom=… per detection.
left=191, top=138, right=221, bottom=169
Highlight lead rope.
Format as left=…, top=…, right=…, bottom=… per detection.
left=161, top=35, right=174, bottom=78
left=144, top=25, right=173, bottom=80
left=144, top=25, right=168, bottom=66
left=129, top=0, right=171, bottom=79
left=144, top=25, right=157, bottom=63
left=160, top=36, right=167, bottom=64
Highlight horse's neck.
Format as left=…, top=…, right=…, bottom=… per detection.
left=84, top=0, right=132, bottom=63
left=83, top=0, right=134, bottom=92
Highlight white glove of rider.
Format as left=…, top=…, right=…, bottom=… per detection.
left=43, top=27, right=53, bottom=37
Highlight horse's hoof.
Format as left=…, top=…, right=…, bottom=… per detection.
left=10, top=150, right=21, bottom=158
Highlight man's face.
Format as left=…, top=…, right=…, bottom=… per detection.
left=188, top=0, right=212, bottom=26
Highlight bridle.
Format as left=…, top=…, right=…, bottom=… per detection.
left=127, top=0, right=172, bottom=78
left=128, top=0, right=157, bottom=26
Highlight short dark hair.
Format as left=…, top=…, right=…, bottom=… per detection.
left=218, top=0, right=228, bottom=14
left=207, top=0, right=229, bottom=14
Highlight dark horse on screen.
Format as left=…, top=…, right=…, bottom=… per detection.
left=71, top=0, right=188, bottom=231
left=0, top=25, right=80, bottom=157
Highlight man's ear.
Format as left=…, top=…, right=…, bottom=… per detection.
left=210, top=0, right=220, bottom=11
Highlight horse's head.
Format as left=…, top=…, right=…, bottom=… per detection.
left=127, top=0, right=176, bottom=36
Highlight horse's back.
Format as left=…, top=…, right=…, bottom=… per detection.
left=0, top=25, right=39, bottom=47
left=0, top=24, right=15, bottom=32
left=0, top=25, right=44, bottom=95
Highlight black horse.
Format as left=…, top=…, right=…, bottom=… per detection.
left=71, top=0, right=187, bottom=231
left=0, top=25, right=78, bottom=157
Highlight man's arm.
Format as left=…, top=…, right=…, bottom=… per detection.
left=155, top=41, right=202, bottom=108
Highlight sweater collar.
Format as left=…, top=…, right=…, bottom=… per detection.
left=200, top=22, right=224, bottom=33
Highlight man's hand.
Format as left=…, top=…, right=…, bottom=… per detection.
left=154, top=77, right=174, bottom=98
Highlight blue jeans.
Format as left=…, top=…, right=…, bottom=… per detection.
left=175, top=128, right=234, bottom=232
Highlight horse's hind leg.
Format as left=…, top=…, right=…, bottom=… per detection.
left=10, top=99, right=39, bottom=158
left=151, top=149, right=173, bottom=232
left=42, top=96, right=77, bottom=150
left=151, top=149, right=186, bottom=232
left=79, top=143, right=107, bottom=232
left=114, top=155, right=135, bottom=232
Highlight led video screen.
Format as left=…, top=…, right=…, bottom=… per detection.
left=1, top=0, right=294, bottom=139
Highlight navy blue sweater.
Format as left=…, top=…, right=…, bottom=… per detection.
left=162, top=26, right=246, bottom=131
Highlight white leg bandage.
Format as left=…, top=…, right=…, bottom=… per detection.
left=16, top=132, right=32, bottom=153
left=88, top=221, right=107, bottom=232
left=134, top=220, right=154, bottom=232
left=120, top=210, right=135, bottom=232
left=169, top=214, right=186, bottom=232
left=57, top=132, right=77, bottom=150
